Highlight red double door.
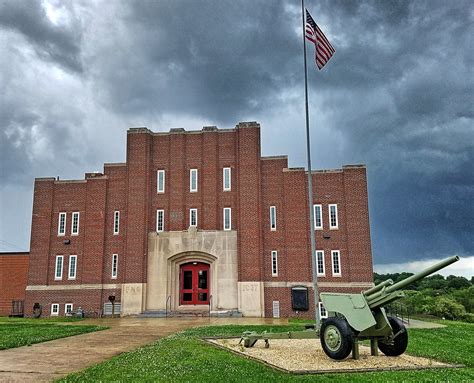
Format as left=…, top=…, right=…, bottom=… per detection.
left=180, top=262, right=210, bottom=305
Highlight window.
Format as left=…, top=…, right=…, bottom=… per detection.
left=65, top=303, right=73, bottom=315
left=112, top=254, right=118, bottom=279
left=223, top=208, right=231, bottom=231
left=271, top=251, right=278, bottom=277
left=223, top=167, right=231, bottom=191
left=51, top=303, right=59, bottom=316
left=316, top=250, right=325, bottom=276
left=157, top=170, right=165, bottom=193
left=71, top=212, right=80, bottom=235
left=319, top=302, right=328, bottom=319
left=329, top=204, right=338, bottom=229
left=313, top=204, right=322, bottom=229
left=58, top=212, right=66, bottom=236
left=55, top=255, right=63, bottom=280
left=156, top=209, right=164, bottom=232
left=68, top=255, right=77, bottom=280
left=113, top=211, right=120, bottom=235
left=190, top=208, right=198, bottom=227
left=270, top=206, right=277, bottom=231
left=190, top=169, right=198, bottom=192
left=332, top=250, right=341, bottom=276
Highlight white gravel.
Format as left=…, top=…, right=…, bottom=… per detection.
left=209, top=338, right=453, bottom=373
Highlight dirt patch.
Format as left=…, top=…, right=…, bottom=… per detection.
left=207, top=338, right=458, bottom=374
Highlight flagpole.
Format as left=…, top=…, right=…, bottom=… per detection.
left=301, top=0, right=320, bottom=329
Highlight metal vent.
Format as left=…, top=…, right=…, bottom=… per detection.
left=103, top=302, right=121, bottom=316
left=272, top=301, right=280, bottom=318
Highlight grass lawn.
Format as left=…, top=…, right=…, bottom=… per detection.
left=0, top=317, right=107, bottom=350
left=60, top=320, right=473, bottom=382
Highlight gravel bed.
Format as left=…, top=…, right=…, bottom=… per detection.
left=208, top=338, right=454, bottom=373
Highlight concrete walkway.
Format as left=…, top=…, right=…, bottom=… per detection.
left=0, top=317, right=287, bottom=382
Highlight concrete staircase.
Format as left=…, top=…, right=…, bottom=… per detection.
left=138, top=309, right=242, bottom=318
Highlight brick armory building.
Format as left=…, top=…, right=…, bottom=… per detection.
left=24, top=122, right=373, bottom=318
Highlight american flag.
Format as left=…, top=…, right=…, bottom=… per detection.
left=305, top=10, right=335, bottom=70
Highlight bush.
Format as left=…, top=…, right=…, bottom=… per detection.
left=458, top=312, right=474, bottom=323
left=431, top=296, right=466, bottom=320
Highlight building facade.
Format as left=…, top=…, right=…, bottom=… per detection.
left=24, top=122, right=373, bottom=318
left=0, top=252, right=29, bottom=316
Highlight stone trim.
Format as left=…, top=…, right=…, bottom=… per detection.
left=26, top=284, right=121, bottom=291
left=263, top=282, right=374, bottom=289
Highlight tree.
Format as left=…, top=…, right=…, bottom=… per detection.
left=431, top=296, right=466, bottom=320
left=446, top=275, right=471, bottom=289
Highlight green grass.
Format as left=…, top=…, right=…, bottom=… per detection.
left=60, top=320, right=473, bottom=382
left=0, top=317, right=107, bottom=350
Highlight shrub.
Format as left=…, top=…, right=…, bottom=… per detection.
left=431, top=296, right=466, bottom=320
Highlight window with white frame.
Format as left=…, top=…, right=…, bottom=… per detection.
left=51, top=303, right=59, bottom=316
left=157, top=170, right=165, bottom=193
left=55, top=255, right=63, bottom=280
left=68, top=255, right=77, bottom=280
left=58, top=212, right=66, bottom=236
left=65, top=303, right=73, bottom=314
left=329, top=204, right=338, bottom=229
left=270, top=206, right=277, bottom=231
left=156, top=209, right=164, bottom=232
left=71, top=212, right=80, bottom=235
left=313, top=204, right=322, bottom=229
left=319, top=302, right=328, bottom=319
left=332, top=250, right=341, bottom=276
left=112, top=254, right=118, bottom=279
left=190, top=169, right=198, bottom=192
left=223, top=208, right=231, bottom=231
left=271, top=251, right=278, bottom=277
left=316, top=250, right=325, bottom=276
left=113, top=211, right=120, bottom=235
left=190, top=208, right=198, bottom=227
left=223, top=167, right=231, bottom=191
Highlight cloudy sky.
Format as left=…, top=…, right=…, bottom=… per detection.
left=0, top=0, right=472, bottom=277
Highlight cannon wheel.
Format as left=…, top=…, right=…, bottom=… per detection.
left=320, top=317, right=353, bottom=360
left=378, top=316, right=408, bottom=356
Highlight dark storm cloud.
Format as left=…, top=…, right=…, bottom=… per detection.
left=0, top=0, right=83, bottom=72
left=0, top=0, right=472, bottom=270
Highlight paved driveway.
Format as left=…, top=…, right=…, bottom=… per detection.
left=0, top=317, right=287, bottom=382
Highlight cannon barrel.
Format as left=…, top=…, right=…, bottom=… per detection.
left=385, top=255, right=459, bottom=294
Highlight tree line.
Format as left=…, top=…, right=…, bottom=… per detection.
left=374, top=272, right=474, bottom=322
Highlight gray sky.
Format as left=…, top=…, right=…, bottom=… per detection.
left=0, top=0, right=473, bottom=277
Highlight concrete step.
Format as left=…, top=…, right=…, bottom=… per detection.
left=137, top=309, right=243, bottom=318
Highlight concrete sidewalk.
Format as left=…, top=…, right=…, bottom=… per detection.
left=0, top=317, right=286, bottom=382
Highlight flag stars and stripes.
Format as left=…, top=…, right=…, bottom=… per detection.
left=305, top=9, right=335, bottom=70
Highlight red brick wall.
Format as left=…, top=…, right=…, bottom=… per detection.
left=25, top=123, right=373, bottom=318
left=0, top=253, right=29, bottom=316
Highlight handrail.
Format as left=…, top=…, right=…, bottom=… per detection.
left=208, top=295, right=213, bottom=318
left=165, top=295, right=171, bottom=318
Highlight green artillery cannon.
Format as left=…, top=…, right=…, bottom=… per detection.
left=241, top=255, right=459, bottom=360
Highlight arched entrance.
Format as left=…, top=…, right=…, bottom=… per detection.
left=180, top=262, right=210, bottom=305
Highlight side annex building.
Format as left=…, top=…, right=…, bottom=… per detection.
left=24, top=122, right=374, bottom=318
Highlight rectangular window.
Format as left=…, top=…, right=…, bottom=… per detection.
left=313, top=204, right=322, bottom=229
left=113, top=211, right=120, bottom=235
left=68, top=255, right=77, bottom=280
left=71, top=212, right=80, bottom=235
left=65, top=303, right=73, bottom=315
left=190, top=208, right=198, bottom=227
left=112, top=254, right=118, bottom=279
left=157, top=170, right=165, bottom=193
left=270, top=206, right=277, bottom=231
left=316, top=250, right=325, bottom=276
left=271, top=251, right=278, bottom=277
left=332, top=250, right=341, bottom=276
left=329, top=204, right=338, bottom=229
left=223, top=167, right=231, bottom=191
left=58, top=212, right=66, bottom=236
left=156, top=209, right=164, bottom=232
left=223, top=208, right=231, bottom=231
left=319, top=302, right=328, bottom=319
left=51, top=303, right=59, bottom=316
left=190, top=169, right=198, bottom=192
left=55, top=255, right=63, bottom=280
